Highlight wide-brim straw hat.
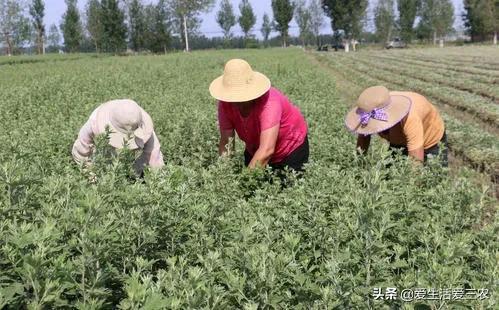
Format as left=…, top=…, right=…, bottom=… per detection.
left=345, top=86, right=412, bottom=135
left=209, top=59, right=271, bottom=102
left=96, top=99, right=153, bottom=150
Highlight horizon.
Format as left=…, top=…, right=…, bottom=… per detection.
left=42, top=0, right=464, bottom=40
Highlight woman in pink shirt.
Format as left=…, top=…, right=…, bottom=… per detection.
left=209, top=59, right=309, bottom=172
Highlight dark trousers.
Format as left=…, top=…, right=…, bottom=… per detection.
left=390, top=132, right=448, bottom=167
left=244, top=136, right=310, bottom=172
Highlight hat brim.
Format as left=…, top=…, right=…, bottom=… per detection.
left=345, top=94, right=412, bottom=135
left=209, top=71, right=271, bottom=103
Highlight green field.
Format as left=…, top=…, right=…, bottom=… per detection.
left=0, top=48, right=497, bottom=309
left=313, top=46, right=499, bottom=183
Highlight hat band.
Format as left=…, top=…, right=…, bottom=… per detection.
left=356, top=100, right=390, bottom=127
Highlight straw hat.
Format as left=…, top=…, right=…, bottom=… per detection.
left=345, top=86, right=412, bottom=135
left=96, top=99, right=153, bottom=150
left=209, top=59, right=271, bottom=102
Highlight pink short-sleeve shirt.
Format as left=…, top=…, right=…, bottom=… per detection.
left=218, top=87, right=308, bottom=163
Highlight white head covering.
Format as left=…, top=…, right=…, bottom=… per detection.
left=96, top=99, right=153, bottom=149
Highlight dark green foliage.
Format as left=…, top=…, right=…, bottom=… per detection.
left=397, top=0, right=420, bottom=43
left=238, top=0, right=256, bottom=39
left=216, top=0, right=236, bottom=41
left=322, top=0, right=368, bottom=40
left=462, top=0, right=498, bottom=42
left=100, top=0, right=127, bottom=53
left=271, top=0, right=295, bottom=46
left=417, top=0, right=454, bottom=42
left=29, top=0, right=45, bottom=54
left=128, top=0, right=146, bottom=51
left=61, top=0, right=83, bottom=52
left=143, top=0, right=171, bottom=53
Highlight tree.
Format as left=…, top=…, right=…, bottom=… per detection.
left=129, top=0, right=145, bottom=51
left=418, top=0, right=454, bottom=45
left=143, top=0, right=171, bottom=53
left=167, top=0, right=214, bottom=52
left=47, top=23, right=61, bottom=50
left=375, top=0, right=395, bottom=44
left=272, top=0, right=295, bottom=47
left=491, top=0, right=499, bottom=44
left=432, top=0, right=454, bottom=46
left=216, top=0, right=236, bottom=41
left=29, top=0, right=44, bottom=54
left=86, top=0, right=104, bottom=52
left=239, top=0, right=256, bottom=39
left=100, top=0, right=127, bottom=52
left=322, top=0, right=368, bottom=52
left=495, top=0, right=499, bottom=44
left=309, top=0, right=324, bottom=46
left=397, top=0, right=419, bottom=43
left=261, top=12, right=272, bottom=46
left=463, top=0, right=498, bottom=43
left=294, top=0, right=311, bottom=47
left=0, top=0, right=31, bottom=55
left=61, top=0, right=83, bottom=52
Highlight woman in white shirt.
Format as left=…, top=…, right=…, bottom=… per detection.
left=72, top=99, right=164, bottom=175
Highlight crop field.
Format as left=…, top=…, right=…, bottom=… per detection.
left=0, top=48, right=497, bottom=308
left=313, top=46, right=499, bottom=184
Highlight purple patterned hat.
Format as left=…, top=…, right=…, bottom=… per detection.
left=345, top=86, right=412, bottom=135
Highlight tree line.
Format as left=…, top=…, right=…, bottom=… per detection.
left=0, top=0, right=497, bottom=55
left=374, top=0, right=455, bottom=46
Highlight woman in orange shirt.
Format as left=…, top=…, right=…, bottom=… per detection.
left=345, top=86, right=448, bottom=166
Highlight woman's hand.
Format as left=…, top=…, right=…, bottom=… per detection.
left=408, top=147, right=424, bottom=163
left=249, top=125, right=279, bottom=169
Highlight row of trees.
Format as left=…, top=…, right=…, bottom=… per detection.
left=326, top=0, right=496, bottom=49
left=215, top=0, right=323, bottom=48
left=0, top=0, right=214, bottom=54
left=463, top=0, right=498, bottom=43
left=374, top=0, right=455, bottom=46
left=1, top=0, right=497, bottom=55
left=62, top=0, right=175, bottom=53
left=0, top=0, right=58, bottom=55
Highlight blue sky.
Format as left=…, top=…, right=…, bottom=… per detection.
left=44, top=0, right=465, bottom=38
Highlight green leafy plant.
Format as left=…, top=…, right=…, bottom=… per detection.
left=0, top=47, right=496, bottom=309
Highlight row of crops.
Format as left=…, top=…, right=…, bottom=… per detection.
left=0, top=49, right=497, bottom=308
left=312, top=47, right=499, bottom=182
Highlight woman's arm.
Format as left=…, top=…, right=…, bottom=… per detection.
left=356, top=134, right=371, bottom=154
left=408, top=148, right=424, bottom=163
left=72, top=118, right=95, bottom=165
left=139, top=131, right=165, bottom=170
left=219, top=129, right=235, bottom=156
left=248, top=125, right=279, bottom=169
